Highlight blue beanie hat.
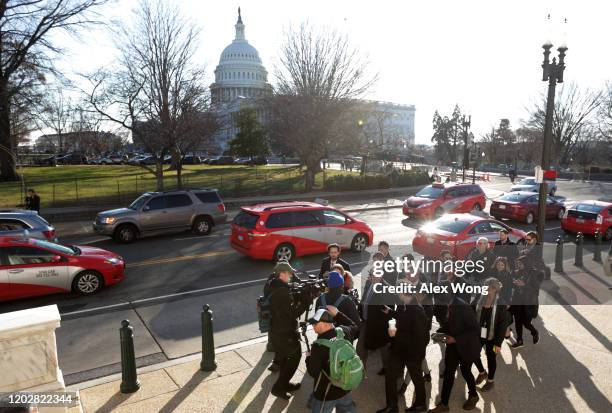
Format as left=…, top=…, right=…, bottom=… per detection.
left=327, top=271, right=344, bottom=289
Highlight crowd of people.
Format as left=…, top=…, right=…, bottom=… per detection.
left=263, top=232, right=546, bottom=413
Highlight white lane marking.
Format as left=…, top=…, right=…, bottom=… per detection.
left=61, top=259, right=372, bottom=317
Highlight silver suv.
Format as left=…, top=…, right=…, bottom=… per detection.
left=0, top=210, right=57, bottom=241
left=93, top=189, right=227, bottom=243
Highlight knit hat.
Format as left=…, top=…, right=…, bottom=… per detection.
left=274, top=261, right=295, bottom=274
left=327, top=271, right=344, bottom=289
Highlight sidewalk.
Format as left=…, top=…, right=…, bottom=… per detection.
left=67, top=305, right=611, bottom=413
left=64, top=258, right=612, bottom=413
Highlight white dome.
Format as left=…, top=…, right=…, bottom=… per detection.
left=210, top=8, right=272, bottom=104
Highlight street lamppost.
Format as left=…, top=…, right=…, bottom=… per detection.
left=462, top=115, right=471, bottom=182
left=536, top=21, right=567, bottom=243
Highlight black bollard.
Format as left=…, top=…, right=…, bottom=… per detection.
left=200, top=304, right=217, bottom=371
left=554, top=235, right=564, bottom=273
left=594, top=229, right=602, bottom=262
left=120, top=320, right=140, bottom=394
left=575, top=232, right=584, bottom=267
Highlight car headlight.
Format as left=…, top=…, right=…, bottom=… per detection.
left=417, top=203, right=432, bottom=208
left=105, top=257, right=122, bottom=265
left=102, top=217, right=116, bottom=224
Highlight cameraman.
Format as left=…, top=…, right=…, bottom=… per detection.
left=315, top=271, right=361, bottom=337
left=268, top=261, right=312, bottom=400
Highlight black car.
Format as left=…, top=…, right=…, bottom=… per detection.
left=35, top=155, right=57, bottom=166
left=182, top=155, right=202, bottom=165
left=247, top=156, right=268, bottom=166
left=56, top=152, right=88, bottom=165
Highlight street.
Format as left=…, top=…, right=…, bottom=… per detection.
left=1, top=176, right=611, bottom=384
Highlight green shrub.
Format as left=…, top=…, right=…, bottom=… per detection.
left=324, top=171, right=428, bottom=191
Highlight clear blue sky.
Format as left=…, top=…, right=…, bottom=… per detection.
left=51, top=0, right=612, bottom=144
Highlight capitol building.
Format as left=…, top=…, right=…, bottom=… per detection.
left=209, top=8, right=272, bottom=152
left=209, top=8, right=415, bottom=153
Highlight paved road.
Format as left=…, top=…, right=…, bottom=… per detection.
left=1, top=176, right=611, bottom=383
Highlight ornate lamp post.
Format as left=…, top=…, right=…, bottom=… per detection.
left=462, top=115, right=471, bottom=182
left=536, top=20, right=567, bottom=243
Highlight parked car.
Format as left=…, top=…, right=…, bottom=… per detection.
left=412, top=213, right=526, bottom=259
left=182, top=155, right=202, bottom=165
left=0, top=210, right=57, bottom=242
left=561, top=200, right=612, bottom=240
left=35, top=155, right=57, bottom=166
left=490, top=191, right=565, bottom=224
left=209, top=156, right=235, bottom=165
left=56, top=152, right=88, bottom=165
left=0, top=237, right=124, bottom=301
left=403, top=183, right=486, bottom=220
left=93, top=188, right=227, bottom=243
left=247, top=155, right=268, bottom=166
left=511, top=177, right=557, bottom=196
left=230, top=201, right=373, bottom=261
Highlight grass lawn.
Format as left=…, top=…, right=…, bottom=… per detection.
left=0, top=165, right=358, bottom=208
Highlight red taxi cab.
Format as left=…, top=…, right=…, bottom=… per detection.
left=561, top=200, right=612, bottom=240
left=412, top=213, right=526, bottom=259
left=403, top=183, right=486, bottom=220
left=230, top=202, right=373, bottom=261
left=0, top=237, right=125, bottom=302
left=490, top=191, right=565, bottom=224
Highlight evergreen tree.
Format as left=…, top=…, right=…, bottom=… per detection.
left=228, top=107, right=269, bottom=161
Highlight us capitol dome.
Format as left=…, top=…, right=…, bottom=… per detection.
left=210, top=8, right=272, bottom=105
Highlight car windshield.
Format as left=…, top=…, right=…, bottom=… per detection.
left=31, top=239, right=76, bottom=256
left=499, top=193, right=531, bottom=202
left=519, top=178, right=536, bottom=185
left=430, top=217, right=471, bottom=234
left=129, top=194, right=151, bottom=210
left=574, top=204, right=604, bottom=214
left=415, top=186, right=444, bottom=199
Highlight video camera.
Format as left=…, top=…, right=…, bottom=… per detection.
left=288, top=272, right=327, bottom=307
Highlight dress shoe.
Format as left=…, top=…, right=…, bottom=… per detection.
left=271, top=388, right=291, bottom=400
left=427, top=404, right=449, bottom=413
left=406, top=405, right=427, bottom=412
left=532, top=329, right=540, bottom=344
left=267, top=362, right=280, bottom=372
left=481, top=380, right=495, bottom=392
left=423, top=370, right=432, bottom=383
left=475, top=371, right=488, bottom=385
left=286, top=382, right=301, bottom=392
left=377, top=368, right=386, bottom=376
left=462, top=394, right=479, bottom=410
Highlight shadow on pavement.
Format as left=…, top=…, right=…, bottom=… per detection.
left=222, top=352, right=274, bottom=413
left=157, top=370, right=216, bottom=413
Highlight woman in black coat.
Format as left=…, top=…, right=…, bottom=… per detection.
left=473, top=278, right=512, bottom=391
left=509, top=255, right=542, bottom=348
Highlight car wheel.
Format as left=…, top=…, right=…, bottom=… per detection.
left=113, top=224, right=137, bottom=243
left=193, top=216, right=213, bottom=235
left=525, top=212, right=535, bottom=224
left=557, top=208, right=565, bottom=220
left=472, top=203, right=482, bottom=212
left=274, top=243, right=295, bottom=262
left=351, top=233, right=369, bottom=252
left=72, top=271, right=103, bottom=295
left=605, top=227, right=612, bottom=241
left=434, top=207, right=444, bottom=218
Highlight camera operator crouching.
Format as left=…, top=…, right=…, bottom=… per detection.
left=268, top=261, right=314, bottom=400
left=315, top=271, right=361, bottom=338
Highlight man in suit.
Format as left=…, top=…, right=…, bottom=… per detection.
left=318, top=243, right=351, bottom=279
left=428, top=292, right=481, bottom=412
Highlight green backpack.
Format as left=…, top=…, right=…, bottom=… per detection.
left=314, top=328, right=364, bottom=391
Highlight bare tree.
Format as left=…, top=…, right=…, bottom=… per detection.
left=34, top=87, right=72, bottom=152
left=525, top=82, right=602, bottom=167
left=598, top=81, right=612, bottom=140
left=0, top=0, right=108, bottom=180
left=268, top=23, right=376, bottom=190
left=88, top=0, right=216, bottom=189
